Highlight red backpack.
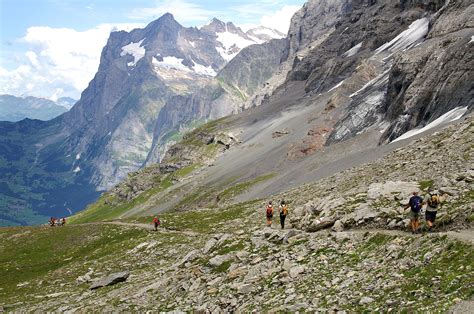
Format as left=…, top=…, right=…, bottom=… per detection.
left=266, top=206, right=273, bottom=216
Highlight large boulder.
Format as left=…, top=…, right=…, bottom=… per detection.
left=306, top=218, right=336, bottom=232
left=90, top=271, right=129, bottom=290
left=332, top=220, right=344, bottom=232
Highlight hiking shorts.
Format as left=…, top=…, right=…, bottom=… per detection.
left=410, top=211, right=420, bottom=219
left=426, top=211, right=437, bottom=222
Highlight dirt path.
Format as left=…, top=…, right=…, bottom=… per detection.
left=102, top=221, right=200, bottom=236
left=103, top=219, right=474, bottom=245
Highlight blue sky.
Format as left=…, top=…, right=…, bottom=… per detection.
left=0, top=0, right=305, bottom=100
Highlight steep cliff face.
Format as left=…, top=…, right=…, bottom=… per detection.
left=380, top=0, right=474, bottom=142
left=280, top=0, right=473, bottom=145
left=287, top=0, right=351, bottom=58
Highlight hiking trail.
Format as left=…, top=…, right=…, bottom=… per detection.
left=105, top=219, right=474, bottom=245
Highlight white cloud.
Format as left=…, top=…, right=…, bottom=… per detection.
left=0, top=23, right=143, bottom=100
left=260, top=5, right=301, bottom=34
left=25, top=51, right=40, bottom=68
left=129, top=0, right=216, bottom=23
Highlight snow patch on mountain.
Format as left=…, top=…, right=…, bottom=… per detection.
left=152, top=56, right=216, bottom=77
left=350, top=69, right=391, bottom=98
left=375, top=18, right=429, bottom=55
left=153, top=56, right=190, bottom=72
left=192, top=61, right=217, bottom=77
left=392, top=106, right=468, bottom=143
left=121, top=39, right=146, bottom=67
left=327, top=80, right=345, bottom=92
left=216, top=31, right=256, bottom=61
left=249, top=26, right=285, bottom=39
left=344, top=42, right=363, bottom=57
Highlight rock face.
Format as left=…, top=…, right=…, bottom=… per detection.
left=277, top=0, right=473, bottom=146
left=380, top=0, right=474, bottom=142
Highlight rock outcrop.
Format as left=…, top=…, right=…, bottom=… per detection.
left=89, top=272, right=130, bottom=290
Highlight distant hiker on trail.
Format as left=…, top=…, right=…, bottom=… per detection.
left=279, top=200, right=288, bottom=229
left=423, top=189, right=444, bottom=232
left=266, top=201, right=274, bottom=227
left=60, top=218, right=66, bottom=226
left=404, top=191, right=423, bottom=234
left=49, top=217, right=55, bottom=227
left=152, top=216, right=161, bottom=231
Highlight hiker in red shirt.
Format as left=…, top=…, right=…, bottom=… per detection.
left=265, top=201, right=274, bottom=227
left=152, top=216, right=161, bottom=231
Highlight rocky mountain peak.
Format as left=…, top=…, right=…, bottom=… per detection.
left=147, top=12, right=181, bottom=29
left=201, top=18, right=228, bottom=33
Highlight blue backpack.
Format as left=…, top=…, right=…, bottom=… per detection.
left=410, top=196, right=423, bottom=212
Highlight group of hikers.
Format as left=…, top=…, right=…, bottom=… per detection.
left=405, top=188, right=445, bottom=234
left=262, top=188, right=445, bottom=234
left=49, top=217, right=66, bottom=227
left=146, top=189, right=443, bottom=234
left=265, top=200, right=288, bottom=229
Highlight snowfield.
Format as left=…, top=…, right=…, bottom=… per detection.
left=192, top=61, right=217, bottom=77
left=121, top=39, right=146, bottom=67
left=375, top=18, right=429, bottom=55
left=392, top=106, right=468, bottom=142
left=152, top=56, right=216, bottom=77
left=216, top=31, right=256, bottom=61
left=344, top=42, right=363, bottom=57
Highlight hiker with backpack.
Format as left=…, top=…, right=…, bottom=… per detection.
left=266, top=201, right=274, bottom=227
left=423, top=189, right=444, bottom=231
left=404, top=191, right=423, bottom=234
left=279, top=200, right=288, bottom=229
left=152, top=216, right=161, bottom=231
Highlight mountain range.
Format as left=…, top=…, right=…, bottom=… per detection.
left=0, top=0, right=473, bottom=227
left=0, top=95, right=75, bottom=122
left=0, top=16, right=285, bottom=226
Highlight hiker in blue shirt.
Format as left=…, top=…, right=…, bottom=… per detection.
left=404, top=191, right=423, bottom=234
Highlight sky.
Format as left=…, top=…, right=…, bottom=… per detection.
left=0, top=0, right=305, bottom=101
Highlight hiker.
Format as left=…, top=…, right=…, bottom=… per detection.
left=423, top=189, right=444, bottom=231
left=279, top=200, right=288, bottom=229
left=404, top=191, right=423, bottom=234
left=60, top=218, right=66, bottom=226
left=152, top=216, right=161, bottom=231
left=266, top=201, right=274, bottom=227
left=49, top=217, right=55, bottom=227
